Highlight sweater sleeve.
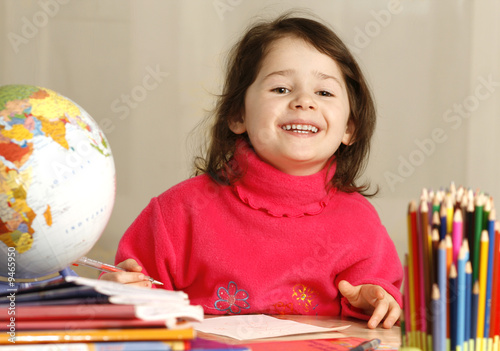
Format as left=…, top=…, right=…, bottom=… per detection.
left=333, top=197, right=403, bottom=320
left=115, top=197, right=177, bottom=290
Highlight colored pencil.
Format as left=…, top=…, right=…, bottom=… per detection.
left=432, top=211, right=441, bottom=235
left=407, top=201, right=419, bottom=338
left=483, top=196, right=492, bottom=236
left=432, top=283, right=445, bottom=351
left=473, top=194, right=485, bottom=282
left=485, top=208, right=496, bottom=339
left=446, top=194, right=454, bottom=235
left=453, top=208, right=463, bottom=265
left=437, top=239, right=447, bottom=349
left=440, top=202, right=448, bottom=240
left=477, top=230, right=489, bottom=337
left=449, top=263, right=458, bottom=351
left=466, top=196, right=476, bottom=269
left=411, top=200, right=424, bottom=348
left=405, top=185, right=498, bottom=351
left=432, top=194, right=441, bottom=218
left=420, top=200, right=430, bottom=337
left=431, top=228, right=440, bottom=286
left=491, top=222, right=500, bottom=338
left=445, top=233, right=453, bottom=344
left=456, top=242, right=468, bottom=351
left=471, top=281, right=480, bottom=351
left=465, top=261, right=473, bottom=349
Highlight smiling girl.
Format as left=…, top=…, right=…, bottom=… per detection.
left=102, top=12, right=403, bottom=329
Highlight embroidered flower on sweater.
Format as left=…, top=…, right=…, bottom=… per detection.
left=214, top=281, right=250, bottom=314
left=270, top=301, right=295, bottom=315
left=292, top=284, right=319, bottom=312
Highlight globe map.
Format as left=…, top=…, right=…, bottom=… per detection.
left=0, top=85, right=115, bottom=279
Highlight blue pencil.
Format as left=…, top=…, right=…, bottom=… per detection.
left=456, top=244, right=468, bottom=351
left=471, top=281, right=480, bottom=349
left=437, top=240, right=447, bottom=350
left=432, top=283, right=445, bottom=351
left=464, top=261, right=473, bottom=348
left=484, top=208, right=496, bottom=338
left=440, top=204, right=448, bottom=240
left=449, top=263, right=458, bottom=351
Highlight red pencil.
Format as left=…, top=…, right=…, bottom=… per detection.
left=420, top=200, right=431, bottom=334
left=490, top=221, right=500, bottom=337
left=407, top=201, right=419, bottom=335
left=445, top=234, right=453, bottom=339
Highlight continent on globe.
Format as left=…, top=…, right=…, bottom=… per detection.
left=0, top=85, right=115, bottom=279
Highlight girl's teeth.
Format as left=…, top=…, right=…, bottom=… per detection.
left=281, top=124, right=318, bottom=133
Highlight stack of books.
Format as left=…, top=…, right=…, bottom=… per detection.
left=0, top=276, right=205, bottom=350
left=402, top=183, right=500, bottom=351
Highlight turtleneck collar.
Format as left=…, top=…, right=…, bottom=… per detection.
left=230, top=141, right=336, bottom=218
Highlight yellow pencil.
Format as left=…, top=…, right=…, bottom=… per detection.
left=446, top=193, right=454, bottom=234
left=477, top=230, right=490, bottom=347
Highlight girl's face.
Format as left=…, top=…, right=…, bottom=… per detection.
left=230, top=36, right=353, bottom=176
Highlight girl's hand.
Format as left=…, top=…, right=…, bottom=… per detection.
left=99, top=259, right=152, bottom=288
left=338, top=280, right=400, bottom=329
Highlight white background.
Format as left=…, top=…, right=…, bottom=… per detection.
left=1, top=0, right=499, bottom=279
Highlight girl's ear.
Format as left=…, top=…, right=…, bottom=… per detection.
left=341, top=120, right=355, bottom=146
left=228, top=117, right=247, bottom=134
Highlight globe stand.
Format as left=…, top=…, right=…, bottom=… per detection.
left=0, top=266, right=78, bottom=294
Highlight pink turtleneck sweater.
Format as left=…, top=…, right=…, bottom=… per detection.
left=116, top=143, right=403, bottom=318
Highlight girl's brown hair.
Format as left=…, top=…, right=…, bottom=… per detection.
left=195, top=12, right=377, bottom=195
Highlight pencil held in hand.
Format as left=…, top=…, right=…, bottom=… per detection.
left=74, top=256, right=164, bottom=285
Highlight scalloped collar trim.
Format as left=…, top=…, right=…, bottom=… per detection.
left=231, top=142, right=336, bottom=218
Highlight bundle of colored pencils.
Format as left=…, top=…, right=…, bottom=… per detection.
left=402, top=183, right=500, bottom=351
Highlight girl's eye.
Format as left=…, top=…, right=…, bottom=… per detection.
left=272, top=87, right=290, bottom=94
left=316, top=91, right=333, bottom=97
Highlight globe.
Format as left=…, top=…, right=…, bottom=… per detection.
left=0, top=85, right=115, bottom=279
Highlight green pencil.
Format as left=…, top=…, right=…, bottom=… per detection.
left=472, top=194, right=484, bottom=282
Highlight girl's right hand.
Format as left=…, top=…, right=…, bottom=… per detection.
left=99, top=258, right=152, bottom=288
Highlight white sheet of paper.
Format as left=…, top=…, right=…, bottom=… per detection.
left=193, top=315, right=350, bottom=340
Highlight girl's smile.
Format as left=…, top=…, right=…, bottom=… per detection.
left=229, top=35, right=354, bottom=176
left=280, top=122, right=320, bottom=134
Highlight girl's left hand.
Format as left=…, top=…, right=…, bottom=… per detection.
left=338, top=280, right=401, bottom=329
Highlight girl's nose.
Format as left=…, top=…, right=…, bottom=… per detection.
left=290, top=92, right=317, bottom=110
